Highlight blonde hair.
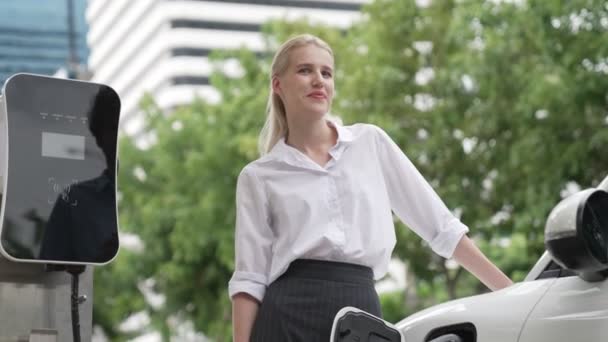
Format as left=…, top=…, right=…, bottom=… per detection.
left=258, top=34, right=334, bottom=155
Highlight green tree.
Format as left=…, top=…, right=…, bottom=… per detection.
left=94, top=50, right=265, bottom=340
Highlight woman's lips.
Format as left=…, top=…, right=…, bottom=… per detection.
left=307, top=92, right=327, bottom=99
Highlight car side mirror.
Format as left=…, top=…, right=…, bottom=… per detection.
left=331, top=307, right=405, bottom=342
left=544, top=185, right=608, bottom=282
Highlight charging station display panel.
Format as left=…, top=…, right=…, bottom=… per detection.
left=1, top=74, right=120, bottom=264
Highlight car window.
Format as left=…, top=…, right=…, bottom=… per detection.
left=536, top=260, right=576, bottom=280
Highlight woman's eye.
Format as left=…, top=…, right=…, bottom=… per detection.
left=298, top=68, right=310, bottom=73
left=322, top=71, right=332, bottom=78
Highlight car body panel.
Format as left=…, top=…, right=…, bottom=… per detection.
left=519, top=275, right=608, bottom=341
left=395, top=278, right=556, bottom=342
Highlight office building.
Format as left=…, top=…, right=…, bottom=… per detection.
left=86, top=0, right=368, bottom=136
left=0, top=0, right=89, bottom=88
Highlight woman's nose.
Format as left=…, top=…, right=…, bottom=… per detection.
left=311, top=72, right=323, bottom=87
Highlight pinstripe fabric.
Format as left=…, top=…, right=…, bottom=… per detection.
left=250, top=259, right=382, bottom=342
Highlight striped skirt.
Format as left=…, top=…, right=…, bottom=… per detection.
left=250, top=259, right=382, bottom=342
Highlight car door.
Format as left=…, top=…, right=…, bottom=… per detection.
left=518, top=271, right=608, bottom=341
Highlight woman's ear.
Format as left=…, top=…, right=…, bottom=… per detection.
left=272, top=76, right=281, bottom=96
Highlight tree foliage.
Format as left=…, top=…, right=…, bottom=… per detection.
left=94, top=0, right=608, bottom=340
left=336, top=0, right=608, bottom=304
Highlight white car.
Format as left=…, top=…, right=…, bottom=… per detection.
left=332, top=177, right=608, bottom=342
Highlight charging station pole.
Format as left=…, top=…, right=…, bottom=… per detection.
left=0, top=258, right=93, bottom=341
left=0, top=91, right=94, bottom=342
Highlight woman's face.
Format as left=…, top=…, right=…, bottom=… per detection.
left=273, top=44, right=334, bottom=122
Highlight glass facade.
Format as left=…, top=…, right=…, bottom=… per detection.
left=0, top=0, right=88, bottom=90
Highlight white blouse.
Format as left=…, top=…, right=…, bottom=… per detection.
left=228, top=121, right=469, bottom=302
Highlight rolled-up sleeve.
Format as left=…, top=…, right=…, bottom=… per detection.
left=373, top=125, right=469, bottom=258
left=228, top=166, right=274, bottom=302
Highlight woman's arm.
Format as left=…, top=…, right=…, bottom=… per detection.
left=229, top=167, right=273, bottom=341
left=232, top=292, right=260, bottom=342
left=452, top=235, right=513, bottom=291
left=371, top=125, right=512, bottom=290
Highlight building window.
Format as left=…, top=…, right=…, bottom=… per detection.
left=171, top=76, right=210, bottom=85
left=172, top=0, right=362, bottom=11
left=171, top=20, right=261, bottom=32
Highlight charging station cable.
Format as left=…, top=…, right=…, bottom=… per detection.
left=66, top=265, right=86, bottom=342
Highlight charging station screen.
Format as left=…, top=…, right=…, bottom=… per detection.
left=1, top=74, right=120, bottom=265
left=42, top=132, right=85, bottom=160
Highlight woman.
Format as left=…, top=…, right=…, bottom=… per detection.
left=229, top=34, right=513, bottom=342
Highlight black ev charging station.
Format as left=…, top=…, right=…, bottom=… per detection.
left=0, top=74, right=120, bottom=341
